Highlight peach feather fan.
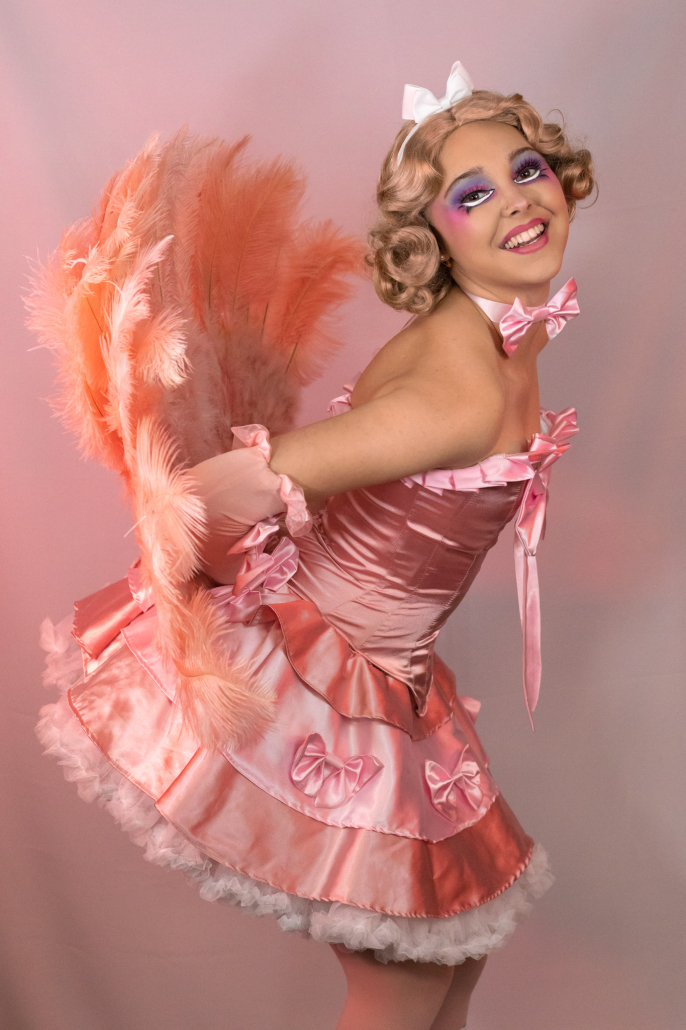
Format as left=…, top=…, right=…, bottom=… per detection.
left=27, top=131, right=364, bottom=750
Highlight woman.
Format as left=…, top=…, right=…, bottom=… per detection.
left=36, top=61, right=593, bottom=1030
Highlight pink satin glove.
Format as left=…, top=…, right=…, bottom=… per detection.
left=191, top=424, right=310, bottom=584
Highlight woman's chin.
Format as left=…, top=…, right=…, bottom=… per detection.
left=496, top=250, right=565, bottom=290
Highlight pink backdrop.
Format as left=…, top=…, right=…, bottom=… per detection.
left=2, top=1, right=685, bottom=1027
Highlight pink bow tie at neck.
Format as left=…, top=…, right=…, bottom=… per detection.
left=516, top=407, right=579, bottom=726
left=500, top=278, right=579, bottom=356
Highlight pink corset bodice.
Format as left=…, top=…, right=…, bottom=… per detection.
left=289, top=392, right=579, bottom=722
left=290, top=476, right=525, bottom=714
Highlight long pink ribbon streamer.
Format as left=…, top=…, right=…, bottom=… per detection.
left=514, top=407, right=579, bottom=725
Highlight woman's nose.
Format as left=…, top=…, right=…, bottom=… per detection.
left=500, top=182, right=530, bottom=215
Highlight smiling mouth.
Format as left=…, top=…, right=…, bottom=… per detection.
left=503, top=222, right=547, bottom=250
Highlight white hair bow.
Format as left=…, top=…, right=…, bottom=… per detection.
left=397, top=61, right=474, bottom=163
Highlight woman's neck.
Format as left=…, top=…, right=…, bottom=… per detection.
left=452, top=275, right=551, bottom=308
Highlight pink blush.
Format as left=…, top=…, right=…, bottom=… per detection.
left=433, top=203, right=475, bottom=234
left=445, top=205, right=472, bottom=226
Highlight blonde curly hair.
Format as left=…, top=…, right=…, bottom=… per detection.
left=368, top=90, right=595, bottom=314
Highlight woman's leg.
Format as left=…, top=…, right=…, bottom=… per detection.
left=331, top=945, right=454, bottom=1030
left=429, top=955, right=488, bottom=1030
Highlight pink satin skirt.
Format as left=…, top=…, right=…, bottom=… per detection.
left=37, top=604, right=553, bottom=965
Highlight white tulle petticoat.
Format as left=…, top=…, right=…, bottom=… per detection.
left=36, top=618, right=554, bottom=966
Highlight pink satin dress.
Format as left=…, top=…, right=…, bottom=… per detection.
left=37, top=391, right=577, bottom=965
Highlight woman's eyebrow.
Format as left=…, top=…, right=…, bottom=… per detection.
left=509, top=145, right=537, bottom=161
left=444, top=166, right=485, bottom=195
left=443, top=147, right=540, bottom=197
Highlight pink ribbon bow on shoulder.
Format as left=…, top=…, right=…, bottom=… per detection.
left=291, top=733, right=383, bottom=809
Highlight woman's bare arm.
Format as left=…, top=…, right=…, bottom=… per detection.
left=191, top=310, right=508, bottom=584
left=269, top=365, right=505, bottom=504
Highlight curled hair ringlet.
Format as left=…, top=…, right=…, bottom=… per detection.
left=367, top=89, right=596, bottom=315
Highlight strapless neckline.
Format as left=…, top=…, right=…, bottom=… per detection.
left=328, top=389, right=551, bottom=493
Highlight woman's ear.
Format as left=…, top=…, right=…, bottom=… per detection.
left=427, top=221, right=450, bottom=265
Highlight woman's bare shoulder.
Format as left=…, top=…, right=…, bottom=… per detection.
left=269, top=291, right=507, bottom=499
left=352, top=288, right=500, bottom=410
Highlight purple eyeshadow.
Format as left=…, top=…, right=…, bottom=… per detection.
left=512, top=153, right=547, bottom=179
left=447, top=176, right=494, bottom=211
left=446, top=151, right=549, bottom=213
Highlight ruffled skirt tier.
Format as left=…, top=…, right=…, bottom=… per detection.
left=37, top=614, right=553, bottom=965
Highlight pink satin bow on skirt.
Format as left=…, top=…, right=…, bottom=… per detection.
left=291, top=733, right=383, bottom=808
left=425, top=744, right=484, bottom=821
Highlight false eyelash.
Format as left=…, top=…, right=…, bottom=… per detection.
left=453, top=185, right=495, bottom=209
left=513, top=155, right=547, bottom=180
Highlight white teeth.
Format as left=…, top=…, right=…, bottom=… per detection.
left=504, top=223, right=545, bottom=250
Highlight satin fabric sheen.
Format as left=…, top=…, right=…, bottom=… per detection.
left=120, top=599, right=498, bottom=842
left=290, top=475, right=526, bottom=715
left=61, top=403, right=574, bottom=917
left=67, top=638, right=532, bottom=917
left=321, top=395, right=578, bottom=721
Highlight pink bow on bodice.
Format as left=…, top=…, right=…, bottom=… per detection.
left=425, top=745, right=484, bottom=821
left=515, top=407, right=579, bottom=724
left=500, top=278, right=579, bottom=356
left=291, top=733, right=383, bottom=808
left=209, top=518, right=300, bottom=623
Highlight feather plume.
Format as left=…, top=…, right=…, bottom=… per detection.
left=266, top=220, right=365, bottom=384
left=27, top=130, right=363, bottom=751
left=103, top=236, right=175, bottom=453
left=26, top=236, right=124, bottom=471
left=132, top=418, right=273, bottom=749
left=174, top=138, right=251, bottom=328
left=136, top=308, right=189, bottom=387
left=132, top=417, right=206, bottom=585
left=171, top=590, right=275, bottom=750
left=201, top=157, right=305, bottom=334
